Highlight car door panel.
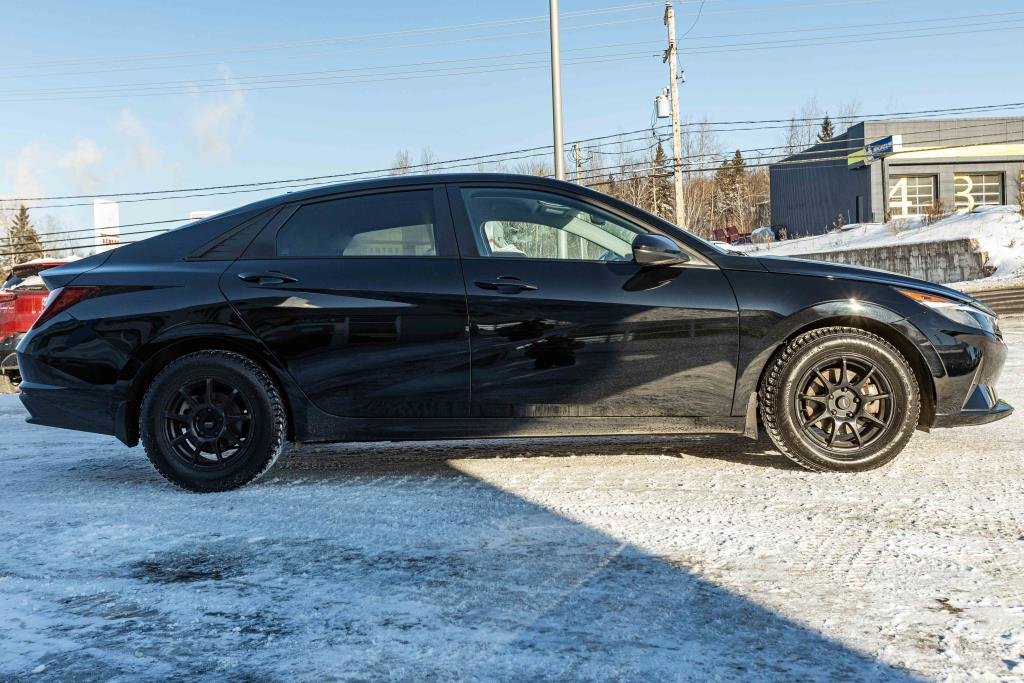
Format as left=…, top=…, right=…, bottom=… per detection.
left=220, top=186, right=470, bottom=418
left=461, top=259, right=738, bottom=417
left=449, top=183, right=739, bottom=418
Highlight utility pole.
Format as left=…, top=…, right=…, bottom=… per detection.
left=549, top=0, right=566, bottom=180
left=663, top=0, right=685, bottom=227
left=572, top=142, right=583, bottom=183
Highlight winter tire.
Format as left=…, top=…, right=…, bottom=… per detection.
left=759, top=326, right=921, bottom=472
left=140, top=350, right=287, bottom=492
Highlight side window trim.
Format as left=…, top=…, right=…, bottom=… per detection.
left=241, top=185, right=457, bottom=260
left=446, top=182, right=714, bottom=268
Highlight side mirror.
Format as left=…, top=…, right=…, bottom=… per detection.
left=632, top=234, right=688, bottom=267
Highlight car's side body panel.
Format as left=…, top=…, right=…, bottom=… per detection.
left=14, top=174, right=1011, bottom=451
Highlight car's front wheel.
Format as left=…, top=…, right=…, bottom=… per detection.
left=760, top=327, right=921, bottom=472
left=140, top=350, right=287, bottom=492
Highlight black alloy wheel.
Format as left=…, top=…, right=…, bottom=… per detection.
left=760, top=326, right=921, bottom=472
left=162, top=377, right=254, bottom=468
left=794, top=354, right=894, bottom=456
left=140, top=350, right=287, bottom=492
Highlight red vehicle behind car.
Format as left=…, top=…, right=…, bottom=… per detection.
left=0, top=258, right=76, bottom=388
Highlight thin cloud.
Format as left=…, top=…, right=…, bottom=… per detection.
left=117, top=109, right=161, bottom=170
left=189, top=65, right=251, bottom=162
left=4, top=144, right=50, bottom=201
left=58, top=138, right=104, bottom=193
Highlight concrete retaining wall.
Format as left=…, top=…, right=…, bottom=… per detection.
left=793, top=238, right=990, bottom=284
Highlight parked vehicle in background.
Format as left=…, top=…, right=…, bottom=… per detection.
left=750, top=226, right=776, bottom=244
left=15, top=175, right=1012, bottom=491
left=0, top=258, right=77, bottom=389
left=711, top=240, right=746, bottom=255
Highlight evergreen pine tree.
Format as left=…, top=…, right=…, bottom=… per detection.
left=817, top=114, right=835, bottom=143
left=714, top=150, right=747, bottom=229
left=651, top=141, right=674, bottom=220
left=6, top=205, right=44, bottom=266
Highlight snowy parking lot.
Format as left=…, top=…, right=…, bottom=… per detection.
left=1, top=324, right=1022, bottom=681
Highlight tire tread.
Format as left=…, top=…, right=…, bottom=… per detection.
left=139, top=350, right=287, bottom=492
left=759, top=326, right=920, bottom=473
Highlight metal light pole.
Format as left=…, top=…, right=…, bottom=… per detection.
left=549, top=0, right=566, bottom=180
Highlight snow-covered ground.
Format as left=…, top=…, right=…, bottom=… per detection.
left=741, top=206, right=1024, bottom=285
left=2, top=325, right=1023, bottom=681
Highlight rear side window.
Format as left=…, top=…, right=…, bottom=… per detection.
left=277, top=190, right=437, bottom=257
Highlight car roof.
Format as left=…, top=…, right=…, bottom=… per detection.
left=102, top=173, right=721, bottom=265
left=237, top=173, right=592, bottom=212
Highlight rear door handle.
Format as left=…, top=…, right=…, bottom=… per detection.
left=473, top=277, right=538, bottom=294
left=237, top=271, right=299, bottom=285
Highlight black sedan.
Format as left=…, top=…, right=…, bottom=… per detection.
left=18, top=174, right=1011, bottom=491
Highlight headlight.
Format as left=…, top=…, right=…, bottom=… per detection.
left=896, top=288, right=998, bottom=334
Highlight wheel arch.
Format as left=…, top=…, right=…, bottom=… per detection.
left=117, top=324, right=299, bottom=446
left=738, top=303, right=940, bottom=430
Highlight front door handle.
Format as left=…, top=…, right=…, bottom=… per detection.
left=238, top=271, right=299, bottom=286
left=474, top=277, right=538, bottom=294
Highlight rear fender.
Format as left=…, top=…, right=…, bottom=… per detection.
left=115, top=322, right=308, bottom=446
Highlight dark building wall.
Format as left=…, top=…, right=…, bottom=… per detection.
left=769, top=123, right=872, bottom=237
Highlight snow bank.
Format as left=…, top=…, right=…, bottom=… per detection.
left=740, top=206, right=1024, bottom=282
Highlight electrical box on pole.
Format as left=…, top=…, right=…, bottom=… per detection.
left=655, top=88, right=671, bottom=119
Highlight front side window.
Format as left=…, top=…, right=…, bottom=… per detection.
left=888, top=175, right=937, bottom=217
left=954, top=173, right=1003, bottom=211
left=460, top=188, right=646, bottom=261
left=277, top=190, right=437, bottom=257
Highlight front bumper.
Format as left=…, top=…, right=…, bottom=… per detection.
left=916, top=311, right=1014, bottom=429
left=932, top=398, right=1013, bottom=428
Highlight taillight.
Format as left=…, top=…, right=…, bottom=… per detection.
left=31, top=286, right=100, bottom=330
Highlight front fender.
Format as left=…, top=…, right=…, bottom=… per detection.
left=731, top=299, right=942, bottom=416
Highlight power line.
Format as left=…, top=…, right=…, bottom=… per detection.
left=7, top=18, right=1017, bottom=105
left=682, top=9, right=1024, bottom=42
left=0, top=0, right=907, bottom=84
left=679, top=0, right=708, bottom=39
left=8, top=130, right=1021, bottom=257
left=0, top=52, right=661, bottom=103
left=8, top=8, right=1011, bottom=103
left=0, top=2, right=667, bottom=72
left=7, top=101, right=1022, bottom=207
left=578, top=125, right=1024, bottom=182
left=6, top=125, right=670, bottom=203
left=0, top=48, right=662, bottom=98
left=0, top=17, right=657, bottom=82
left=681, top=21, right=1024, bottom=56
left=0, top=0, right=885, bottom=75
left=22, top=114, right=1021, bottom=211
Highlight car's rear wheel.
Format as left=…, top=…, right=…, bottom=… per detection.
left=140, top=350, right=286, bottom=492
left=759, top=327, right=920, bottom=472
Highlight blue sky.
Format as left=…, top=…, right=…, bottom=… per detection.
left=0, top=0, right=1020, bottom=239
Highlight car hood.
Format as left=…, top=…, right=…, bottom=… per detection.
left=755, top=255, right=978, bottom=305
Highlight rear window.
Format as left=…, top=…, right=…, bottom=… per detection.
left=276, top=190, right=438, bottom=258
